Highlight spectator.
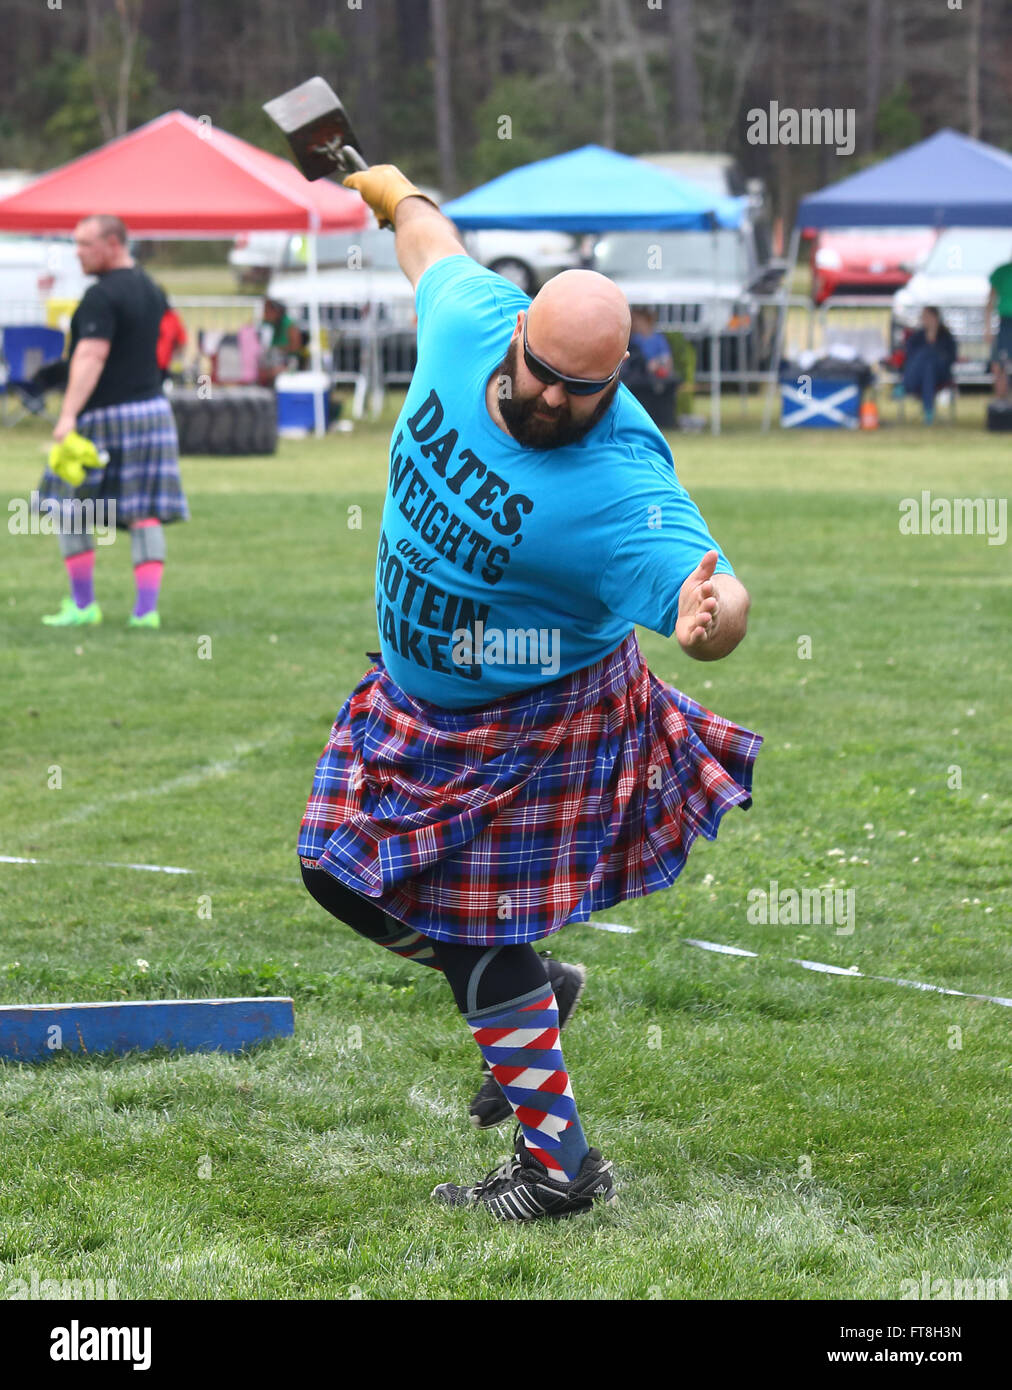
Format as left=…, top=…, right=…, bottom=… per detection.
left=38, top=213, right=188, bottom=629
left=901, top=307, right=957, bottom=424
left=259, top=297, right=303, bottom=384
left=621, top=306, right=679, bottom=429
left=986, top=254, right=1012, bottom=401
left=156, top=295, right=187, bottom=381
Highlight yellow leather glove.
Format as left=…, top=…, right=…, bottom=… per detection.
left=48, top=430, right=106, bottom=488
left=342, top=165, right=437, bottom=230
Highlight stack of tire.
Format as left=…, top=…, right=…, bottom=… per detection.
left=170, top=386, right=277, bottom=456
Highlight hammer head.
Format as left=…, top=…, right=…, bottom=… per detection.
left=262, top=76, right=367, bottom=181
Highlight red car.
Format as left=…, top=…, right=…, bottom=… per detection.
left=808, top=227, right=937, bottom=304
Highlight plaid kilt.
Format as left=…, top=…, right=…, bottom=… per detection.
left=38, top=395, right=188, bottom=529
left=298, top=630, right=762, bottom=946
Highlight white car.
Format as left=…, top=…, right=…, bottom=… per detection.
left=227, top=232, right=291, bottom=286
left=266, top=223, right=416, bottom=330
left=892, top=227, right=1012, bottom=379
left=0, top=235, right=93, bottom=326
left=462, top=230, right=584, bottom=295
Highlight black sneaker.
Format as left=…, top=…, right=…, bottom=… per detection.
left=468, top=956, right=587, bottom=1130
left=432, top=1127, right=616, bottom=1221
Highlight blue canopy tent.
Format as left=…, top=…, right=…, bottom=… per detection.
left=441, top=144, right=745, bottom=231
left=442, top=145, right=746, bottom=433
left=796, top=129, right=1012, bottom=230
left=762, top=129, right=1012, bottom=428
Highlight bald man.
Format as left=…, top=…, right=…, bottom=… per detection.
left=297, top=168, right=761, bottom=1222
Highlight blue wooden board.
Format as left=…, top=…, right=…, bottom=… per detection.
left=0, top=997, right=294, bottom=1062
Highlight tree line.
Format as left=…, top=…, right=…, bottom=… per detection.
left=0, top=0, right=1007, bottom=228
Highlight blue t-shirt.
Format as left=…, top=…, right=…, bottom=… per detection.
left=375, top=255, right=733, bottom=708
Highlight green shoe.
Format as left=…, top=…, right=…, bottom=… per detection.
left=127, top=610, right=161, bottom=629
left=42, top=596, right=102, bottom=627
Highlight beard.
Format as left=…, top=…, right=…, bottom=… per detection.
left=493, top=339, right=620, bottom=450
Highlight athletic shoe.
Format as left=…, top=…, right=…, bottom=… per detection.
left=41, top=597, right=102, bottom=627
left=127, top=611, right=160, bottom=629
left=433, top=1126, right=615, bottom=1221
left=469, top=955, right=586, bottom=1129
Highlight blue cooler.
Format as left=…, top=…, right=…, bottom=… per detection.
left=276, top=372, right=331, bottom=434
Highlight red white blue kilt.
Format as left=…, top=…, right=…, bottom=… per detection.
left=297, top=630, right=762, bottom=946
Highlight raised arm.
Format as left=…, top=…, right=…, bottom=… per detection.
left=343, top=165, right=467, bottom=290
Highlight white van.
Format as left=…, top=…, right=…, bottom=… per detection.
left=0, top=236, right=93, bottom=327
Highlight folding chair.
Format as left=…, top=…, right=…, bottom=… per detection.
left=1, top=325, right=67, bottom=425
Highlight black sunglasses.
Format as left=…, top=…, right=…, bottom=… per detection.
left=522, top=319, right=624, bottom=396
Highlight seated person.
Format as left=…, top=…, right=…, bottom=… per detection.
left=901, top=307, right=956, bottom=424
left=621, top=306, right=679, bottom=427
left=259, top=297, right=304, bottom=384
left=986, top=256, right=1012, bottom=401
left=156, top=299, right=187, bottom=382
left=625, top=306, right=675, bottom=383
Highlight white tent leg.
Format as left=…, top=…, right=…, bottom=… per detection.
left=710, top=299, right=720, bottom=435
left=761, top=226, right=801, bottom=433
left=307, top=231, right=325, bottom=438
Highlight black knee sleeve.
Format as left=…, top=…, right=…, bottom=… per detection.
left=430, top=939, right=549, bottom=1015
left=300, top=861, right=393, bottom=943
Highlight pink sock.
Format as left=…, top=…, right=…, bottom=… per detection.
left=66, top=551, right=95, bottom=609
left=133, top=561, right=163, bottom=617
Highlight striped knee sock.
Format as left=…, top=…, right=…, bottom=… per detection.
left=132, top=560, right=163, bottom=618
left=467, top=982, right=589, bottom=1180
left=65, top=550, right=95, bottom=609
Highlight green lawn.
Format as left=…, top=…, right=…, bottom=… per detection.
left=1, top=402, right=1009, bottom=1300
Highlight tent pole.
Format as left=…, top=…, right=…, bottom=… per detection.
left=307, top=228, right=325, bottom=438
left=710, top=303, right=720, bottom=435
left=761, top=225, right=801, bottom=433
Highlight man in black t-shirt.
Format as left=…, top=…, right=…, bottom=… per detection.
left=40, top=214, right=189, bottom=629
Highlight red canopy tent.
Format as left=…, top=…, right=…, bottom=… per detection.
left=0, top=109, right=367, bottom=235
left=0, top=111, right=369, bottom=433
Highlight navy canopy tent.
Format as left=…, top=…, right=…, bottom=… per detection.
left=441, top=145, right=745, bottom=231
left=796, top=129, right=1012, bottom=230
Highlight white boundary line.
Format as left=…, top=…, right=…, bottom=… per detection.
left=2, top=877, right=1006, bottom=1006
left=1, top=855, right=194, bottom=875
left=680, top=934, right=1012, bottom=1009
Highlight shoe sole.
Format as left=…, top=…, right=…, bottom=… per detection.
left=431, top=1183, right=618, bottom=1219
left=469, top=961, right=588, bottom=1130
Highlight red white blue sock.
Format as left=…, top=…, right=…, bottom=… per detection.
left=467, top=983, right=589, bottom=1181
left=65, top=551, right=95, bottom=609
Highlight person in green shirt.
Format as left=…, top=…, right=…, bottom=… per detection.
left=259, top=298, right=304, bottom=384
left=986, top=258, right=1012, bottom=400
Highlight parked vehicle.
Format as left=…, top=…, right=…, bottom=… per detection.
left=461, top=230, right=584, bottom=295
left=266, top=218, right=415, bottom=325
left=809, top=226, right=937, bottom=304
left=891, top=227, right=1012, bottom=380
left=228, top=232, right=290, bottom=287
left=0, top=235, right=93, bottom=325
left=591, top=153, right=783, bottom=373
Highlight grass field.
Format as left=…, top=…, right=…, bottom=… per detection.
left=1, top=400, right=1009, bottom=1301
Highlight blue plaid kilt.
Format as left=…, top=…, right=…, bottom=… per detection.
left=38, top=394, right=188, bottom=529
left=298, top=630, right=762, bottom=946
